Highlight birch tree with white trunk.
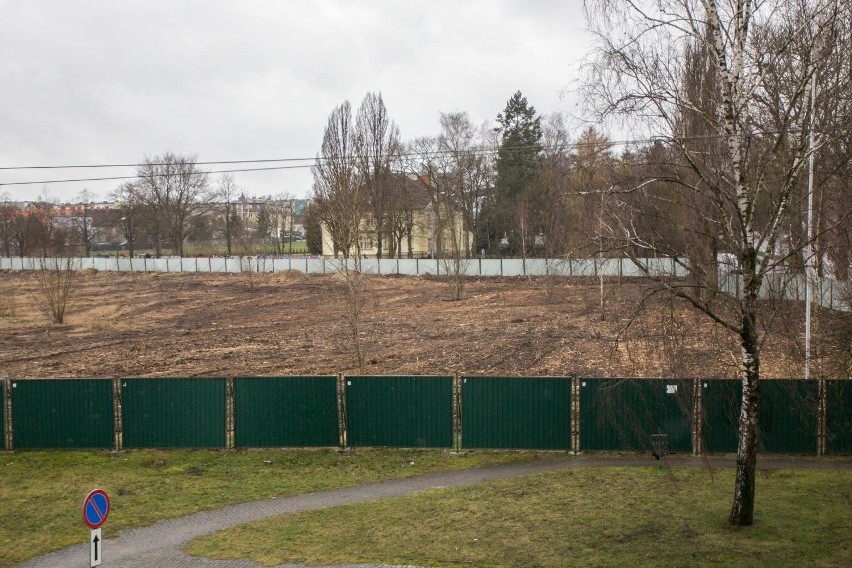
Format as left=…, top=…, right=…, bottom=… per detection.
left=584, top=0, right=850, bottom=525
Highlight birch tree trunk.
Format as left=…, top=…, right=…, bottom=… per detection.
left=731, top=259, right=761, bottom=524
left=584, top=0, right=851, bottom=526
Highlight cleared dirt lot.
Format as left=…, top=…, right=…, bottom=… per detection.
left=0, top=268, right=838, bottom=379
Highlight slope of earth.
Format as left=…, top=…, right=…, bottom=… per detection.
left=0, top=269, right=842, bottom=379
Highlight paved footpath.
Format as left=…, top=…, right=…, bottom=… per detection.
left=18, top=455, right=851, bottom=568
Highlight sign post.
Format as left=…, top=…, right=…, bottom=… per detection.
left=90, top=528, right=102, bottom=567
left=83, top=489, right=110, bottom=567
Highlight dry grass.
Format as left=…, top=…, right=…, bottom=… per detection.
left=0, top=269, right=844, bottom=379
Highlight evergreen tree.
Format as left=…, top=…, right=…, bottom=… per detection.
left=490, top=91, right=544, bottom=255
left=305, top=201, right=324, bottom=255
left=255, top=207, right=272, bottom=242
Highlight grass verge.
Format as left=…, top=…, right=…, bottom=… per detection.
left=188, top=466, right=852, bottom=567
left=0, top=448, right=533, bottom=567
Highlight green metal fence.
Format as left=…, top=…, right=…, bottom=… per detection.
left=345, top=376, right=453, bottom=448
left=11, top=379, right=114, bottom=449
left=1, top=376, right=849, bottom=453
left=461, top=376, right=571, bottom=449
left=580, top=379, right=693, bottom=452
left=234, top=376, right=339, bottom=447
left=825, top=380, right=851, bottom=455
left=759, top=380, right=818, bottom=454
left=701, top=379, right=819, bottom=454
left=121, top=378, right=226, bottom=448
left=700, top=380, right=740, bottom=453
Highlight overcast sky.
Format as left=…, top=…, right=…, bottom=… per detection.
left=0, top=1, right=591, bottom=203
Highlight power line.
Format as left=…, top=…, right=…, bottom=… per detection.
left=0, top=157, right=316, bottom=171
left=2, top=126, right=850, bottom=187
left=0, top=164, right=313, bottom=187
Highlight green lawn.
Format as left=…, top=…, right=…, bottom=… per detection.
left=188, top=466, right=852, bottom=568
left=0, top=448, right=532, bottom=567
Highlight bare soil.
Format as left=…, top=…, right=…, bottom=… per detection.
left=0, top=269, right=838, bottom=379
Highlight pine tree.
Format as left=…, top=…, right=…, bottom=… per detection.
left=490, top=91, right=544, bottom=255
left=255, top=207, right=271, bottom=243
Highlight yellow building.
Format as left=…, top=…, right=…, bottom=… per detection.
left=320, top=178, right=473, bottom=258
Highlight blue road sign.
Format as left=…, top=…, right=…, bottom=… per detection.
left=83, top=489, right=110, bottom=529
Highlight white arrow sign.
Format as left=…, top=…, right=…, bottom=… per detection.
left=90, top=527, right=102, bottom=567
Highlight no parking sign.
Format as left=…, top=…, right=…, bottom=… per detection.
left=83, top=489, right=110, bottom=566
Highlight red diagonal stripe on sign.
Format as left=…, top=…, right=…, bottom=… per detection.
left=89, top=496, right=106, bottom=522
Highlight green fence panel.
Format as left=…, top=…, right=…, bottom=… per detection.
left=122, top=378, right=226, bottom=448
left=11, top=379, right=114, bottom=449
left=580, top=378, right=693, bottom=452
left=234, top=376, right=339, bottom=447
left=1, top=380, right=4, bottom=450
left=345, top=376, right=452, bottom=448
left=701, top=379, right=818, bottom=454
left=826, top=380, right=852, bottom=455
left=700, top=380, right=741, bottom=453
left=760, top=380, right=818, bottom=453
left=461, top=376, right=571, bottom=449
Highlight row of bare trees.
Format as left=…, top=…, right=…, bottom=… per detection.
left=0, top=191, right=109, bottom=258
left=109, top=154, right=299, bottom=257
left=109, top=152, right=213, bottom=257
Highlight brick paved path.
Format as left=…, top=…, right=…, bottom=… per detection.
left=17, top=455, right=851, bottom=568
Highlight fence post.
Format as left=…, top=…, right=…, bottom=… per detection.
left=225, top=377, right=235, bottom=450
left=3, top=375, right=12, bottom=451
left=452, top=373, right=462, bottom=451
left=337, top=373, right=348, bottom=448
left=571, top=377, right=581, bottom=454
left=692, top=378, right=703, bottom=456
left=817, top=377, right=827, bottom=457
left=112, top=377, right=123, bottom=451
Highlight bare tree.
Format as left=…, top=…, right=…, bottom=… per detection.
left=71, top=190, right=97, bottom=257
left=33, top=256, right=77, bottom=325
left=312, top=101, right=372, bottom=371
left=136, top=152, right=212, bottom=257
left=264, top=193, right=297, bottom=254
left=356, top=92, right=400, bottom=259
left=216, top=174, right=243, bottom=256
left=14, top=203, right=58, bottom=258
left=570, top=127, right=616, bottom=319
left=404, top=137, right=459, bottom=297
left=385, top=173, right=417, bottom=259
left=311, top=101, right=366, bottom=259
left=398, top=112, right=492, bottom=298
left=438, top=112, right=494, bottom=257
left=0, top=192, right=17, bottom=257
left=10, top=210, right=30, bottom=257
left=109, top=181, right=145, bottom=257
left=539, top=113, right=574, bottom=257
left=585, top=0, right=852, bottom=525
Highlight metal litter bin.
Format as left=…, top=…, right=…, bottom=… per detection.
left=651, top=433, right=669, bottom=460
